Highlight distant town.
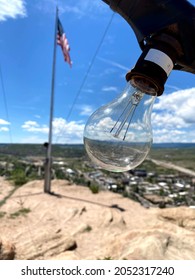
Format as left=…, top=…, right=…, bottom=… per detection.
left=0, top=143, right=195, bottom=209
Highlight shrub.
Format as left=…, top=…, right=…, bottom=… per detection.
left=0, top=211, right=6, bottom=218
left=9, top=208, right=31, bottom=219
left=89, top=184, right=99, bottom=194
left=10, top=168, right=28, bottom=186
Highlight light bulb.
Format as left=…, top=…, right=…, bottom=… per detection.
left=83, top=77, right=157, bottom=172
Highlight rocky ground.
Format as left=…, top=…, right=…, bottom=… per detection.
left=1, top=177, right=195, bottom=260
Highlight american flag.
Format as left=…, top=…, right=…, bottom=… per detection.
left=57, top=18, right=72, bottom=67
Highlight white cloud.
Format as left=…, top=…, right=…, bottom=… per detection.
left=36, top=0, right=107, bottom=18
left=98, top=57, right=129, bottom=72
left=20, top=88, right=195, bottom=144
left=60, top=0, right=107, bottom=18
left=0, top=127, right=9, bottom=132
left=0, top=119, right=10, bottom=125
left=153, top=128, right=195, bottom=143
left=21, top=118, right=85, bottom=144
left=79, top=105, right=94, bottom=116
left=82, top=89, right=94, bottom=94
left=53, top=118, right=84, bottom=143
left=22, top=121, right=48, bottom=133
left=152, top=88, right=195, bottom=142
left=0, top=0, right=27, bottom=21
left=153, top=88, right=195, bottom=124
left=102, top=86, right=118, bottom=92
left=152, top=112, right=187, bottom=129
left=165, top=84, right=181, bottom=92
left=0, top=119, right=10, bottom=133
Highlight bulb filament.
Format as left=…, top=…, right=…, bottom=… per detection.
left=110, top=91, right=144, bottom=141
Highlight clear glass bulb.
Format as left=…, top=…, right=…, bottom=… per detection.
left=83, top=79, right=157, bottom=172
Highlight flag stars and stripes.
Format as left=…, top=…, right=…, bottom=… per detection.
left=57, top=18, right=72, bottom=67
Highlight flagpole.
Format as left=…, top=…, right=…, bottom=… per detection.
left=44, top=6, right=58, bottom=193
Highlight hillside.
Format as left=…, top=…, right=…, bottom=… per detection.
left=1, top=177, right=195, bottom=260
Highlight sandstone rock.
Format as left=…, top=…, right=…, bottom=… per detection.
left=72, top=223, right=92, bottom=236
left=158, top=207, right=195, bottom=229
left=105, top=224, right=195, bottom=260
left=22, top=234, right=77, bottom=260
left=1, top=179, right=195, bottom=260
left=0, top=238, right=15, bottom=260
left=49, top=251, right=81, bottom=260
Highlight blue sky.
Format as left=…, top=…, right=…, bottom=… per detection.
left=0, top=0, right=195, bottom=144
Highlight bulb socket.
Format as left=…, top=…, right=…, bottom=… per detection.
left=126, top=42, right=176, bottom=96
